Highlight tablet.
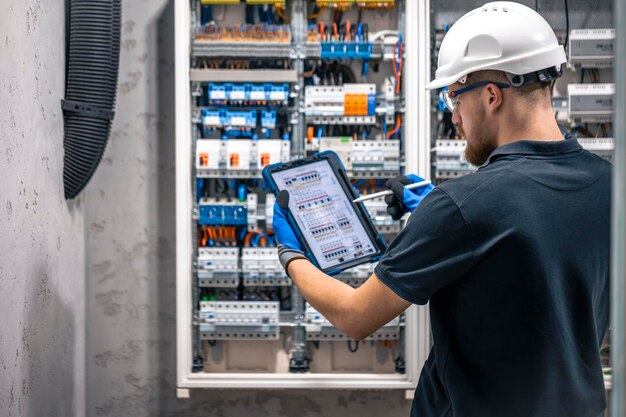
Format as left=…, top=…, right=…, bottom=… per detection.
left=263, top=151, right=387, bottom=275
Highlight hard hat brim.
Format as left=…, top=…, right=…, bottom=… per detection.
left=425, top=75, right=463, bottom=90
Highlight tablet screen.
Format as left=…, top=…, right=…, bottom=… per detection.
left=271, top=159, right=377, bottom=270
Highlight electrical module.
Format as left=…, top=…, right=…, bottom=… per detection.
left=568, top=29, right=615, bottom=68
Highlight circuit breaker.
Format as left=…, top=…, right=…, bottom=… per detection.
left=176, top=0, right=431, bottom=392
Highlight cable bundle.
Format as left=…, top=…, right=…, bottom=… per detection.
left=63, top=0, right=121, bottom=199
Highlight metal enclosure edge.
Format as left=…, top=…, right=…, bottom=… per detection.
left=175, top=0, right=193, bottom=388
left=611, top=0, right=625, bottom=414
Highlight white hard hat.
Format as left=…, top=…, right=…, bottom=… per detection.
left=426, top=1, right=566, bottom=90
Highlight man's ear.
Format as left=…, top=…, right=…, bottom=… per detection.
left=484, top=83, right=504, bottom=113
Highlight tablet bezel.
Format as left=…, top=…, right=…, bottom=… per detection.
left=262, top=151, right=387, bottom=275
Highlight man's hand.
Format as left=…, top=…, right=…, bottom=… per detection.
left=385, top=174, right=435, bottom=220
left=272, top=190, right=307, bottom=274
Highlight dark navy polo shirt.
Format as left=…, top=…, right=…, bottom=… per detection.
left=375, top=139, right=611, bottom=417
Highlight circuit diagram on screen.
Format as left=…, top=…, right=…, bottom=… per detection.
left=272, top=160, right=376, bottom=270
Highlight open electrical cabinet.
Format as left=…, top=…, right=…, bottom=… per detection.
left=175, top=0, right=432, bottom=394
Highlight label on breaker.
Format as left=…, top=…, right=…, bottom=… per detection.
left=209, top=90, right=226, bottom=100
left=203, top=114, right=221, bottom=126
left=269, top=90, right=287, bottom=101
left=230, top=116, right=247, bottom=126
left=250, top=90, right=266, bottom=100
left=230, top=90, right=246, bottom=100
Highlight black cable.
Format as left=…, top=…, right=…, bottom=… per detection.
left=63, top=0, right=121, bottom=199
left=563, top=0, right=569, bottom=53
left=347, top=340, right=359, bottom=353
left=208, top=340, right=217, bottom=347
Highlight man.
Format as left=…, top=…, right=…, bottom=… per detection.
left=273, top=2, right=611, bottom=416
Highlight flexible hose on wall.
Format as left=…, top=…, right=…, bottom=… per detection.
left=62, top=0, right=121, bottom=199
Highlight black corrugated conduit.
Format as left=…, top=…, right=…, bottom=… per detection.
left=62, top=0, right=121, bottom=199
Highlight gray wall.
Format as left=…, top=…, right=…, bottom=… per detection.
left=0, top=1, right=86, bottom=417
left=84, top=0, right=411, bottom=416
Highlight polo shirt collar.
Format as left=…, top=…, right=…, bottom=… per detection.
left=481, top=138, right=583, bottom=167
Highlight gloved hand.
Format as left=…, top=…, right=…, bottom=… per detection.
left=385, top=174, right=435, bottom=220
left=272, top=190, right=308, bottom=273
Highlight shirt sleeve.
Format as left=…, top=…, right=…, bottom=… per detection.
left=374, top=188, right=477, bottom=305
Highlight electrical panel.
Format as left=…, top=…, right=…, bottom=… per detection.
left=430, top=16, right=615, bottom=181
left=176, top=0, right=429, bottom=393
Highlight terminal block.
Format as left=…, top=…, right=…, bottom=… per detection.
left=320, top=41, right=373, bottom=59
left=199, top=301, right=280, bottom=340
left=207, top=83, right=290, bottom=106
left=198, top=197, right=248, bottom=225
left=197, top=247, right=240, bottom=287
left=241, top=247, right=290, bottom=286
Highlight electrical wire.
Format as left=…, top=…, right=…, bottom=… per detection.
left=393, top=38, right=403, bottom=94
left=387, top=114, right=402, bottom=138
left=347, top=340, right=359, bottom=353
left=563, top=0, right=569, bottom=53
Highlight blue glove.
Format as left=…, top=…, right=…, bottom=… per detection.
left=385, top=174, right=435, bottom=220
left=273, top=190, right=307, bottom=273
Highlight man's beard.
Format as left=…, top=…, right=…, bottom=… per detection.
left=462, top=112, right=498, bottom=166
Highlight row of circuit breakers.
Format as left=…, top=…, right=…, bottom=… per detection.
left=433, top=28, right=617, bottom=180
left=197, top=82, right=399, bottom=174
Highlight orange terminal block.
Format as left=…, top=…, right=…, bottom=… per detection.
left=344, top=94, right=369, bottom=116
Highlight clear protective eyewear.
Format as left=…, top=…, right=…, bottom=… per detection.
left=441, top=81, right=510, bottom=113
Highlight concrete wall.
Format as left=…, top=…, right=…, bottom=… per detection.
left=84, top=1, right=412, bottom=416
left=0, top=1, right=86, bottom=417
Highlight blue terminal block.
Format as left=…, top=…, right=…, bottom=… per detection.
left=226, top=83, right=248, bottom=101
left=221, top=110, right=257, bottom=128
left=346, top=42, right=373, bottom=59
left=201, top=109, right=222, bottom=127
left=199, top=203, right=248, bottom=226
left=367, top=94, right=376, bottom=116
left=208, top=83, right=227, bottom=103
left=250, top=84, right=267, bottom=102
left=261, top=110, right=277, bottom=130
left=321, top=42, right=372, bottom=59
left=321, top=42, right=347, bottom=59
left=268, top=84, right=289, bottom=103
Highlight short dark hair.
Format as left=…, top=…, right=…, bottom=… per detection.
left=465, top=70, right=552, bottom=107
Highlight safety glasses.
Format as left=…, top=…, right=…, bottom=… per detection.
left=441, top=81, right=510, bottom=113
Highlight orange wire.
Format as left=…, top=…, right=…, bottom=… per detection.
left=393, top=41, right=403, bottom=94
left=387, top=114, right=402, bottom=138
left=201, top=226, right=208, bottom=247
left=345, top=20, right=351, bottom=42
left=333, top=22, right=338, bottom=41
left=319, top=22, right=325, bottom=40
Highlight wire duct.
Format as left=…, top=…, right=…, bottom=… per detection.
left=62, top=0, right=121, bottom=199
